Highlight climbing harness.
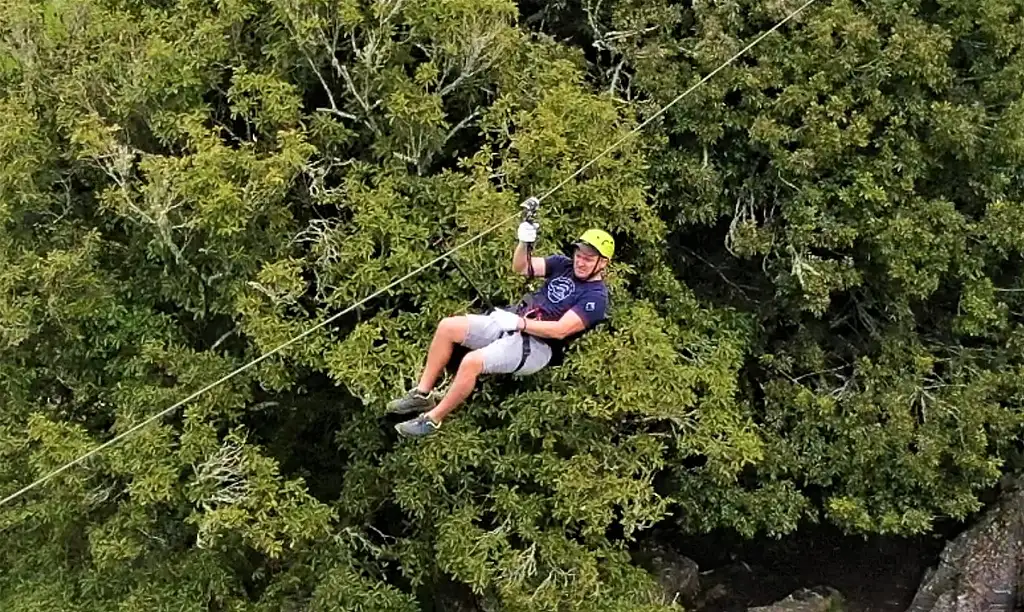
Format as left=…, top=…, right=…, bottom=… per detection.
left=513, top=331, right=533, bottom=374
left=0, top=0, right=820, bottom=510
left=521, top=196, right=540, bottom=278
left=514, top=196, right=540, bottom=373
left=509, top=298, right=545, bottom=375
left=510, top=195, right=546, bottom=374
left=447, top=195, right=539, bottom=310
left=449, top=254, right=495, bottom=311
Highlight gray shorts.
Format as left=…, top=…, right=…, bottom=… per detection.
left=461, top=312, right=552, bottom=376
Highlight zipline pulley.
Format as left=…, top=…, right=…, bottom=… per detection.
left=520, top=196, right=540, bottom=223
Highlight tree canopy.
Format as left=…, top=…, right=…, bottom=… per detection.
left=1, top=0, right=1023, bottom=609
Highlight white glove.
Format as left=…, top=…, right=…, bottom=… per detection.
left=491, top=309, right=523, bottom=332
left=517, top=221, right=538, bottom=244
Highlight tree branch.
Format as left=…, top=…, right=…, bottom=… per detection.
left=305, top=55, right=357, bottom=121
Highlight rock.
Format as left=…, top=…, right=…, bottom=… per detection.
left=633, top=543, right=701, bottom=606
left=701, top=582, right=730, bottom=604
left=747, top=586, right=844, bottom=612
left=906, top=477, right=1024, bottom=612
left=692, top=561, right=757, bottom=612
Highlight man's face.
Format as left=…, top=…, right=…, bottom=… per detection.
left=573, top=245, right=606, bottom=278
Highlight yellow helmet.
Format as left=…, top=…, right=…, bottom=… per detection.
left=575, top=228, right=615, bottom=259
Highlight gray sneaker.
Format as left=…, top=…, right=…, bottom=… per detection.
left=395, top=414, right=441, bottom=438
left=386, top=388, right=435, bottom=415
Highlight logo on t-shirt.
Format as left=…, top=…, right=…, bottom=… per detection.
left=585, top=302, right=595, bottom=312
left=547, top=277, right=575, bottom=303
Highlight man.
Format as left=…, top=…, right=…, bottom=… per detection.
left=389, top=219, right=615, bottom=437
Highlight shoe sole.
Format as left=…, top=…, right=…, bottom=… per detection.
left=386, top=402, right=435, bottom=416
left=394, top=423, right=435, bottom=437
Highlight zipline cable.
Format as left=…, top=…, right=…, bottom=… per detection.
left=0, top=0, right=819, bottom=509
left=539, top=0, right=819, bottom=202
left=0, top=213, right=517, bottom=508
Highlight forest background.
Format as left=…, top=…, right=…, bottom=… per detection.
left=1, top=0, right=1023, bottom=609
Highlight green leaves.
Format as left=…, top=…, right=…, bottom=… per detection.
left=186, top=430, right=335, bottom=558
left=871, top=198, right=967, bottom=299
left=306, top=563, right=418, bottom=612
left=2, top=0, right=1024, bottom=609
left=597, top=0, right=1024, bottom=539
left=229, top=69, right=304, bottom=137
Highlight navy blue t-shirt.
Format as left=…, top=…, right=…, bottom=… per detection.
left=516, top=254, right=609, bottom=329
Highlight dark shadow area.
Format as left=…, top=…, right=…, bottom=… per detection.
left=664, top=219, right=776, bottom=314
left=665, top=520, right=963, bottom=612
left=243, top=370, right=355, bottom=502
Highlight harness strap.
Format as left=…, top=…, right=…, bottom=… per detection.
left=510, top=305, right=542, bottom=374
left=513, top=333, right=532, bottom=373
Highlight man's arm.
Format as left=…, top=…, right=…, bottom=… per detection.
left=518, top=310, right=586, bottom=340
left=512, top=242, right=547, bottom=277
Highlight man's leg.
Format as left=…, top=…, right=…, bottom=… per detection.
left=390, top=314, right=499, bottom=417
left=416, top=316, right=470, bottom=393
left=425, top=350, right=485, bottom=423
left=394, top=316, right=519, bottom=437
left=395, top=350, right=485, bottom=437
left=423, top=333, right=551, bottom=426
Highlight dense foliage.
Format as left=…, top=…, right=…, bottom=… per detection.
left=1, top=0, right=1022, bottom=608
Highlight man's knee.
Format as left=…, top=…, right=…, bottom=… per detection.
left=437, top=315, right=469, bottom=343
left=459, top=349, right=486, bottom=375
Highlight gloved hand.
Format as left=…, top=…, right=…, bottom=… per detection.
left=517, top=221, right=538, bottom=244
left=491, top=309, right=523, bottom=332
